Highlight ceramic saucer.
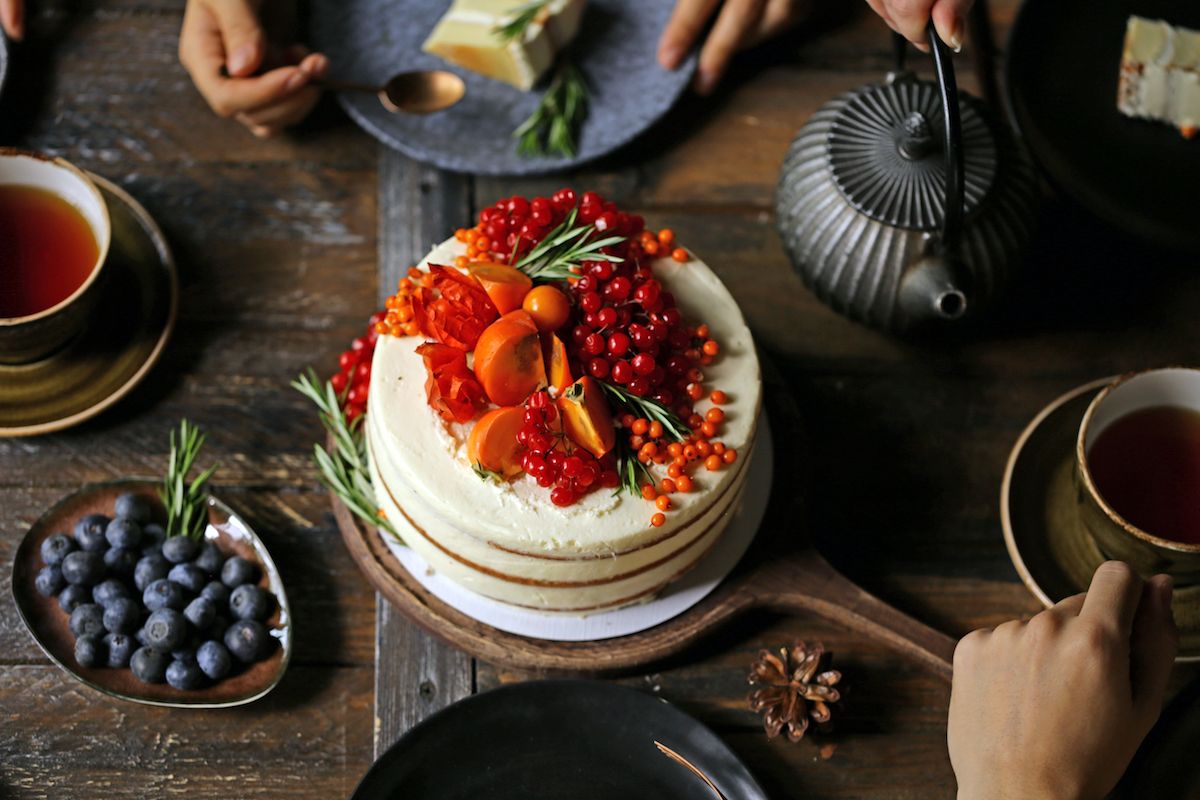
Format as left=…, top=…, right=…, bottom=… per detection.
left=1001, top=378, right=1200, bottom=661
left=0, top=174, right=178, bottom=436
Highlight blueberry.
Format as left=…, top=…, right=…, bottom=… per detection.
left=73, top=514, right=110, bottom=552
left=114, top=492, right=153, bottom=524
left=40, top=533, right=76, bottom=566
left=92, top=578, right=131, bottom=607
left=193, top=541, right=225, bottom=575
left=208, top=615, right=230, bottom=642
left=134, top=554, right=170, bottom=592
left=162, top=536, right=199, bottom=564
left=168, top=563, right=207, bottom=595
left=61, top=551, right=104, bottom=586
left=197, top=640, right=232, bottom=680
left=58, top=584, right=91, bottom=613
left=136, top=626, right=151, bottom=648
left=104, top=632, right=135, bottom=668
left=221, top=557, right=258, bottom=588
left=171, top=645, right=197, bottom=666
left=229, top=584, right=273, bottom=621
left=143, top=579, right=186, bottom=612
left=141, top=523, right=166, bottom=556
left=105, top=517, right=142, bottom=550
left=130, top=647, right=169, bottom=683
left=224, top=619, right=270, bottom=663
left=183, top=596, right=216, bottom=630
left=69, top=603, right=106, bottom=638
left=103, top=546, right=139, bottom=578
left=102, top=597, right=141, bottom=634
left=35, top=565, right=64, bottom=597
left=74, top=635, right=105, bottom=668
left=166, top=659, right=205, bottom=690
left=200, top=581, right=230, bottom=606
left=143, top=608, right=187, bottom=651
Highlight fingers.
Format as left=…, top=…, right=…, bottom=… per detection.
left=1081, top=561, right=1145, bottom=638
left=694, top=0, right=766, bottom=94
left=1130, top=574, right=1178, bottom=722
left=929, top=0, right=973, bottom=51
left=0, top=0, right=23, bottom=41
left=206, top=0, right=266, bottom=76
left=658, top=0, right=721, bottom=71
left=880, top=0, right=934, bottom=47
left=1048, top=592, right=1086, bottom=618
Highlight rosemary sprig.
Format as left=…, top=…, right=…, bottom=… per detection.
left=160, top=419, right=219, bottom=541
left=613, top=434, right=655, bottom=498
left=600, top=381, right=690, bottom=442
left=292, top=369, right=401, bottom=542
left=512, top=206, right=624, bottom=281
left=514, top=60, right=589, bottom=158
left=493, top=0, right=549, bottom=43
left=472, top=462, right=504, bottom=483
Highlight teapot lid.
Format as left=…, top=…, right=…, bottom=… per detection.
left=827, top=72, right=998, bottom=232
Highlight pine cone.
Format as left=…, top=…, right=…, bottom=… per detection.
left=747, top=641, right=842, bottom=742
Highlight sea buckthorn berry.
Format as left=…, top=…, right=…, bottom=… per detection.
left=455, top=228, right=470, bottom=241
left=675, top=475, right=693, bottom=493
left=620, top=413, right=636, bottom=428
left=631, top=418, right=649, bottom=436
left=641, top=484, right=657, bottom=501
left=657, top=228, right=675, bottom=247
left=650, top=513, right=666, bottom=528
left=403, top=322, right=420, bottom=336
left=643, top=240, right=660, bottom=256
left=648, top=421, right=664, bottom=440
left=702, top=340, right=719, bottom=357
left=671, top=248, right=688, bottom=263
left=655, top=495, right=671, bottom=511
left=639, top=442, right=658, bottom=460
left=688, top=413, right=705, bottom=429
left=723, top=449, right=738, bottom=464
left=667, top=463, right=683, bottom=478
left=667, top=442, right=683, bottom=458
left=712, top=441, right=726, bottom=455
left=696, top=324, right=710, bottom=338
left=705, top=454, right=722, bottom=471
left=710, top=390, right=728, bottom=405
left=686, top=383, right=705, bottom=401
left=683, top=445, right=698, bottom=461
left=696, top=440, right=712, bottom=457
left=474, top=236, right=490, bottom=251
left=700, top=422, right=716, bottom=438
left=374, top=322, right=388, bottom=334
left=706, top=407, right=725, bottom=424
left=660, top=478, right=676, bottom=494
left=629, top=435, right=645, bottom=450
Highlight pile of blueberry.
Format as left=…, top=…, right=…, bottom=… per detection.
left=34, top=492, right=278, bottom=691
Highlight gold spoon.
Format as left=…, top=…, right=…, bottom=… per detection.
left=654, top=741, right=728, bottom=800
left=318, top=70, right=465, bottom=114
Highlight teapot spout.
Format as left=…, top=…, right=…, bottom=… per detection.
left=897, top=255, right=970, bottom=328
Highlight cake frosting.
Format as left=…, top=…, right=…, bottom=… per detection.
left=366, top=236, right=761, bottom=612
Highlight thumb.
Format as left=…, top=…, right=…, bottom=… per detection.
left=1130, top=574, right=1178, bottom=728
left=209, top=0, right=265, bottom=76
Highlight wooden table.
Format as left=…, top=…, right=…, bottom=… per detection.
left=2, top=2, right=1198, bottom=797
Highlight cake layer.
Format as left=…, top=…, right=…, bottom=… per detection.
left=1118, top=16, right=1200, bottom=137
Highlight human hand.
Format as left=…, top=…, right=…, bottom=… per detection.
left=864, top=0, right=973, bottom=52
left=949, top=561, right=1178, bottom=800
left=178, top=0, right=328, bottom=138
left=1, top=0, right=23, bottom=41
left=657, top=0, right=809, bottom=95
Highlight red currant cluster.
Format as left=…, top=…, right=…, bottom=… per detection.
left=516, top=391, right=620, bottom=507
left=478, top=190, right=646, bottom=265
left=332, top=311, right=386, bottom=423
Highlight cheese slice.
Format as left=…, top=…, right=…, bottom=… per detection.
left=1118, top=16, right=1200, bottom=138
left=423, top=0, right=586, bottom=91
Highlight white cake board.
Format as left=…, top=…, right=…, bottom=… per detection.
left=379, top=414, right=773, bottom=642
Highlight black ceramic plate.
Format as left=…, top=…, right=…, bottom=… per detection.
left=309, top=0, right=696, bottom=175
left=1006, top=0, right=1200, bottom=253
left=352, top=680, right=766, bottom=799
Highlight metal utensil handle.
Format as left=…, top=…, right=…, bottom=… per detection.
left=928, top=22, right=964, bottom=252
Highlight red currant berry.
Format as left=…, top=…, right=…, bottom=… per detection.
left=594, top=211, right=620, bottom=233
left=629, top=324, right=654, bottom=350
left=596, top=307, right=617, bottom=328
left=604, top=276, right=632, bottom=301
left=583, top=333, right=605, bottom=356
left=627, top=377, right=650, bottom=397
left=588, top=357, right=611, bottom=379
left=611, top=359, right=633, bottom=384
left=575, top=275, right=597, bottom=293
left=606, top=331, right=630, bottom=357
left=550, top=487, right=576, bottom=507
left=572, top=325, right=593, bottom=344
left=331, top=372, right=348, bottom=393
left=590, top=260, right=615, bottom=281
left=507, top=196, right=530, bottom=219
left=631, top=353, right=656, bottom=375
left=338, top=350, right=358, bottom=371
left=580, top=291, right=602, bottom=313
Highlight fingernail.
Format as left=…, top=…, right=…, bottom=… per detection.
left=947, top=16, right=964, bottom=53
left=658, top=45, right=681, bottom=70
left=227, top=43, right=256, bottom=75
left=306, top=54, right=330, bottom=77
left=694, top=69, right=716, bottom=96
left=285, top=69, right=309, bottom=92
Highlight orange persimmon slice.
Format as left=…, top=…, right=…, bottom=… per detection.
left=558, top=376, right=616, bottom=458
left=466, top=406, right=527, bottom=478
left=473, top=310, right=547, bottom=406
left=542, top=333, right=572, bottom=394
left=468, top=262, right=533, bottom=315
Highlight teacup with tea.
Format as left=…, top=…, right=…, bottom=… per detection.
left=1076, top=368, right=1200, bottom=583
left=0, top=148, right=111, bottom=364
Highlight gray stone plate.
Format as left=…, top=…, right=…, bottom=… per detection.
left=310, top=0, right=696, bottom=175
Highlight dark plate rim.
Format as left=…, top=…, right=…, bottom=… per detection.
left=10, top=477, right=294, bottom=708
left=351, top=678, right=766, bottom=799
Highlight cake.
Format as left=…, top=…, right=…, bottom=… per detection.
left=423, top=0, right=587, bottom=91
left=365, top=191, right=761, bottom=613
left=1117, top=16, right=1200, bottom=138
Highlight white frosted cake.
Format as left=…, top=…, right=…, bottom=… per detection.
left=365, top=211, right=761, bottom=613
left=1118, top=16, right=1200, bottom=138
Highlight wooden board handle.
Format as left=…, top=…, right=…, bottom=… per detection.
left=748, top=552, right=958, bottom=682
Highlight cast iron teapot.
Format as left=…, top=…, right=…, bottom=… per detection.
left=776, top=25, right=1038, bottom=334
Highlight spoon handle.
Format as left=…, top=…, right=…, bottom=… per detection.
left=313, top=78, right=381, bottom=95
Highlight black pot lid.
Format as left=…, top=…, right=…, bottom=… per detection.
left=828, top=73, right=999, bottom=231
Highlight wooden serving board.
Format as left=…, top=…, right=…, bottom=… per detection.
left=334, top=368, right=958, bottom=681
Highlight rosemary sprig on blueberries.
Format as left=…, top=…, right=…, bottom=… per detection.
left=160, top=419, right=218, bottom=542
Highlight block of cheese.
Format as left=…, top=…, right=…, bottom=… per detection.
left=423, top=0, right=586, bottom=91
left=1117, top=16, right=1200, bottom=138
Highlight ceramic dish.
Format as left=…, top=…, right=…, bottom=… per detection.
left=11, top=479, right=292, bottom=708
left=0, top=28, right=8, bottom=97
left=1001, top=379, right=1200, bottom=661
left=0, top=174, right=178, bottom=436
left=1006, top=0, right=1200, bottom=253
left=309, top=0, right=696, bottom=175
left=352, top=679, right=767, bottom=799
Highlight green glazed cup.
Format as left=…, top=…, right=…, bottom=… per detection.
left=0, top=149, right=111, bottom=364
left=1075, top=368, right=1200, bottom=584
